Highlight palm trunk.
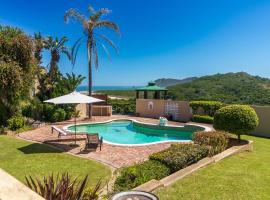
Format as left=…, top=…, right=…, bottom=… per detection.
left=87, top=38, right=93, bottom=118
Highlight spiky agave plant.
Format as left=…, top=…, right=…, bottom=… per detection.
left=25, top=173, right=101, bottom=200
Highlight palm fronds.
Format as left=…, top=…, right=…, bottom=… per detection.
left=25, top=173, right=101, bottom=200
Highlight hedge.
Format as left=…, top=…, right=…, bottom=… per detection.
left=193, top=131, right=229, bottom=156
left=114, top=160, right=170, bottom=191
left=149, top=143, right=209, bottom=173
left=192, top=115, right=214, bottom=124
left=190, top=101, right=224, bottom=116
left=214, top=105, right=259, bottom=140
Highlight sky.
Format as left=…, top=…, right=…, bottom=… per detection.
left=1, top=0, right=270, bottom=86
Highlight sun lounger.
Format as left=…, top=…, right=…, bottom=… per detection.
left=84, top=134, right=103, bottom=151
left=51, top=126, right=67, bottom=138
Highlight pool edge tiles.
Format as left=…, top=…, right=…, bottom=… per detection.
left=63, top=119, right=211, bottom=146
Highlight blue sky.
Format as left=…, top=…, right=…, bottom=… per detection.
left=1, top=0, right=270, bottom=86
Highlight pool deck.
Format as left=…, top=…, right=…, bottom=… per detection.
left=18, top=115, right=212, bottom=168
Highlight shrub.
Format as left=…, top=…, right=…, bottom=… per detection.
left=190, top=101, right=224, bottom=116
left=193, top=131, right=229, bottom=156
left=51, top=108, right=66, bottom=122
left=214, top=105, right=259, bottom=141
left=108, top=98, right=135, bottom=114
left=26, top=173, right=101, bottom=200
left=114, top=160, right=170, bottom=191
left=43, top=104, right=55, bottom=122
left=192, top=115, right=214, bottom=124
left=150, top=143, right=209, bottom=173
left=7, top=115, right=25, bottom=131
left=22, top=98, right=43, bottom=120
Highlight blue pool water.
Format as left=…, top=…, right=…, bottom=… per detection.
left=67, top=120, right=199, bottom=145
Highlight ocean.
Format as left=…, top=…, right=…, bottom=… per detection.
left=77, top=85, right=139, bottom=92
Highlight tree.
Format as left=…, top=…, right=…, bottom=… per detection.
left=58, top=73, right=86, bottom=93
left=43, top=36, right=70, bottom=84
left=213, top=105, right=259, bottom=141
left=64, top=5, right=120, bottom=118
left=0, top=25, right=37, bottom=124
left=33, top=32, right=44, bottom=65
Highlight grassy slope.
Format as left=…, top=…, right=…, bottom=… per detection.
left=156, top=135, right=270, bottom=200
left=168, top=72, right=270, bottom=105
left=0, top=136, right=111, bottom=186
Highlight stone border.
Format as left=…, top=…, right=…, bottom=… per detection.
left=62, top=118, right=212, bottom=146
left=0, top=168, right=45, bottom=200
left=133, top=140, right=253, bottom=192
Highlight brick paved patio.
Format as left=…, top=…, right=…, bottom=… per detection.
left=18, top=115, right=212, bottom=168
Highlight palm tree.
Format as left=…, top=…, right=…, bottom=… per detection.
left=33, top=32, right=44, bottom=65
left=43, top=36, right=70, bottom=84
left=61, top=72, right=86, bottom=92
left=64, top=5, right=120, bottom=118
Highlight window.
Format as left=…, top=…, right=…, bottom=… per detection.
left=148, top=101, right=154, bottom=110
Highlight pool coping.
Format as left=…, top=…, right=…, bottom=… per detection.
left=63, top=119, right=212, bottom=147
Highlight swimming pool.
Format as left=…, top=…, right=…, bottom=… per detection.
left=65, top=120, right=210, bottom=146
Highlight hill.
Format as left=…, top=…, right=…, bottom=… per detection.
left=155, top=77, right=197, bottom=87
left=168, top=72, right=270, bottom=105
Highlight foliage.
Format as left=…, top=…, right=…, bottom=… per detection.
left=65, top=5, right=120, bottom=117
left=15, top=125, right=33, bottom=133
left=51, top=108, right=67, bottom=122
left=150, top=143, right=209, bottom=173
left=55, top=73, right=86, bottom=95
left=7, top=115, right=25, bottom=131
left=96, top=90, right=135, bottom=99
left=190, top=101, right=223, bottom=116
left=108, top=98, right=135, bottom=114
left=114, top=160, right=170, bottom=191
left=213, top=105, right=259, bottom=140
left=156, top=135, right=270, bottom=199
left=43, top=36, right=70, bottom=83
left=0, top=60, right=24, bottom=123
left=25, top=173, right=101, bottom=200
left=33, top=32, right=44, bottom=65
left=0, top=26, right=36, bottom=125
left=193, top=131, right=229, bottom=156
left=192, top=115, right=214, bottom=124
left=168, top=72, right=270, bottom=105
left=42, top=104, right=71, bottom=122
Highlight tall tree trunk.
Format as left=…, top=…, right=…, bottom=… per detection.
left=87, top=38, right=93, bottom=118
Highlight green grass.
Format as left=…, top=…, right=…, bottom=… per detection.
left=0, top=135, right=111, bottom=186
left=155, top=135, right=270, bottom=199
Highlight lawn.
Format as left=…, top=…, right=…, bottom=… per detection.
left=155, top=135, right=270, bottom=199
left=0, top=135, right=111, bottom=186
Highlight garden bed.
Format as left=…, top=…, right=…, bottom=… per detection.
left=134, top=139, right=252, bottom=192
left=113, top=131, right=253, bottom=193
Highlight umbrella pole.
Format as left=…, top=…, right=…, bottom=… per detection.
left=74, top=108, right=77, bottom=145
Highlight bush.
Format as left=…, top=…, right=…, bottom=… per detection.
left=26, top=173, right=101, bottom=200
left=190, top=101, right=224, bottom=116
left=108, top=98, right=135, bottom=114
left=193, top=131, right=229, bottom=156
left=150, top=143, right=209, bottom=173
left=51, top=108, right=66, bottom=122
left=192, top=115, right=214, bottom=124
left=214, top=105, right=259, bottom=141
left=7, top=115, right=25, bottom=131
left=22, top=98, right=43, bottom=120
left=114, top=160, right=170, bottom=191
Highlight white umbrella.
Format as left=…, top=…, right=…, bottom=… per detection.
left=44, top=91, right=104, bottom=144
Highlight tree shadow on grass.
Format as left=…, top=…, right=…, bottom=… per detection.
left=18, top=143, right=62, bottom=154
